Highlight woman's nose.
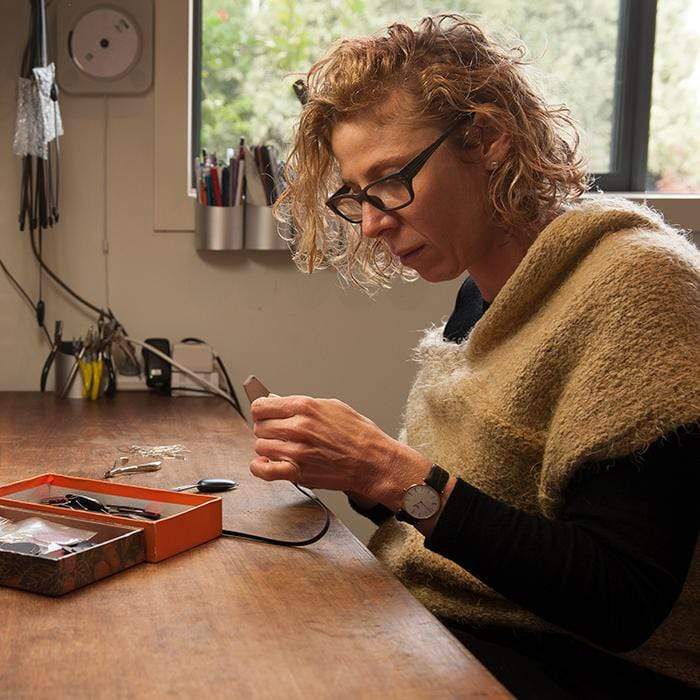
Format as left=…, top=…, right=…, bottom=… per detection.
left=360, top=201, right=397, bottom=239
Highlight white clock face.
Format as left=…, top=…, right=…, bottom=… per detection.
left=403, top=484, right=440, bottom=520
left=69, top=8, right=141, bottom=80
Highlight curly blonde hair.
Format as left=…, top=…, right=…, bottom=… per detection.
left=275, top=14, right=589, bottom=292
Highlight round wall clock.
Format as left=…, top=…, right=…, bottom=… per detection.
left=57, top=0, right=153, bottom=94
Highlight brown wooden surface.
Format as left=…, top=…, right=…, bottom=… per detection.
left=0, top=392, right=509, bottom=699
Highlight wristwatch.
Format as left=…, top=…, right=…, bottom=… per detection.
left=396, top=464, right=450, bottom=524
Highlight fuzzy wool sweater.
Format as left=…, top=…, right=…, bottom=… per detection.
left=368, top=198, right=700, bottom=687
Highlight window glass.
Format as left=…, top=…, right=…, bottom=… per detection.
left=646, top=0, right=700, bottom=192
left=200, top=1, right=620, bottom=174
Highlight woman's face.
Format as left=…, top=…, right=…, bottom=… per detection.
left=330, top=112, right=507, bottom=283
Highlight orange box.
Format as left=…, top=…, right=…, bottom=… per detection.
left=0, top=473, right=222, bottom=562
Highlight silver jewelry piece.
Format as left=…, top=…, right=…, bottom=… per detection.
left=117, top=444, right=190, bottom=460
left=104, top=460, right=163, bottom=479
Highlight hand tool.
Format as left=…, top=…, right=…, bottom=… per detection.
left=103, top=460, right=163, bottom=479
left=172, top=478, right=238, bottom=493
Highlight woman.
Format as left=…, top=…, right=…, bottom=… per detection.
left=250, top=15, right=699, bottom=698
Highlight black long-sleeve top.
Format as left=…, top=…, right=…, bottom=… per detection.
left=350, top=276, right=699, bottom=656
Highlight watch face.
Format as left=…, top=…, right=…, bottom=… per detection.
left=403, top=484, right=440, bottom=520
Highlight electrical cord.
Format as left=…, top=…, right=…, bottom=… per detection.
left=127, top=336, right=331, bottom=547
left=0, top=255, right=52, bottom=344
left=126, top=336, right=239, bottom=409
left=216, top=356, right=238, bottom=404
left=170, top=386, right=220, bottom=397
left=29, top=224, right=106, bottom=317
left=179, top=337, right=243, bottom=413
left=221, top=484, right=331, bottom=547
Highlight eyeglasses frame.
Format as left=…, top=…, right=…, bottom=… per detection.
left=326, top=115, right=471, bottom=224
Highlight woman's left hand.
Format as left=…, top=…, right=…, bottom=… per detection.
left=250, top=395, right=427, bottom=504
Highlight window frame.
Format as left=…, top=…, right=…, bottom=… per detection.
left=190, top=0, right=202, bottom=192
left=595, top=0, right=657, bottom=191
left=184, top=0, right=698, bottom=233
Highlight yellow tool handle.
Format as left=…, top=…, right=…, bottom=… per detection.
left=79, top=359, right=93, bottom=399
left=90, top=359, right=103, bottom=400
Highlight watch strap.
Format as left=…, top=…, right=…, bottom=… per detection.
left=424, top=464, right=450, bottom=494
left=394, top=508, right=413, bottom=523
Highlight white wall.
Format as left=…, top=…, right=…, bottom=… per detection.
left=0, top=1, right=462, bottom=544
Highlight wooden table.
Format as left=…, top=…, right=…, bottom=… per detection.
left=0, top=393, right=508, bottom=699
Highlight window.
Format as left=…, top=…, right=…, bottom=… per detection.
left=648, top=1, right=700, bottom=192
left=192, top=0, right=700, bottom=194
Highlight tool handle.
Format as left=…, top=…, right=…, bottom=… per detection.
left=40, top=348, right=56, bottom=392
left=59, top=345, right=86, bottom=399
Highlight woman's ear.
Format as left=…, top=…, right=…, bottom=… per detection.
left=471, top=112, right=511, bottom=170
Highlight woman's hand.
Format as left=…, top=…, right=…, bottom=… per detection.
left=249, top=395, right=431, bottom=508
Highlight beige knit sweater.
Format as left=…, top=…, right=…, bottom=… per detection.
left=369, top=198, right=700, bottom=687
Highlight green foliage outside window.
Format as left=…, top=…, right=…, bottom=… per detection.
left=647, top=1, right=700, bottom=191
left=201, top=0, right=699, bottom=192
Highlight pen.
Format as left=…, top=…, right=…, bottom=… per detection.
left=211, top=165, right=222, bottom=206
left=234, top=138, right=246, bottom=206
left=221, top=164, right=230, bottom=206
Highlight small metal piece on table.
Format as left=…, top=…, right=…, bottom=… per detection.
left=104, top=460, right=163, bottom=479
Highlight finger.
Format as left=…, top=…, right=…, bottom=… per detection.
left=251, top=395, right=316, bottom=421
left=254, top=437, right=303, bottom=463
left=250, top=457, right=300, bottom=482
left=253, top=418, right=291, bottom=440
left=253, top=416, right=312, bottom=441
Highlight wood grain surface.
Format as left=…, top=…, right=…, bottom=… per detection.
left=0, top=392, right=509, bottom=699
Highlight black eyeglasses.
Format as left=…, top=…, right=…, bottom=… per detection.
left=326, top=116, right=471, bottom=224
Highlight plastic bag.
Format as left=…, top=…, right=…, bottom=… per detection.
left=0, top=516, right=97, bottom=556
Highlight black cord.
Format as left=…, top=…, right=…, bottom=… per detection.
left=29, top=224, right=106, bottom=317
left=171, top=385, right=242, bottom=414
left=222, top=484, right=331, bottom=547
left=171, top=386, right=218, bottom=396
left=0, top=255, right=52, bottom=344
left=215, top=355, right=242, bottom=408
left=171, top=376, right=245, bottom=421
left=179, top=337, right=243, bottom=414
left=168, top=378, right=245, bottom=425
left=37, top=224, right=44, bottom=323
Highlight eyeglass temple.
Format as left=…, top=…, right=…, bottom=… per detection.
left=400, top=120, right=465, bottom=179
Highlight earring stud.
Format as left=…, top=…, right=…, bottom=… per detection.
left=490, top=160, right=499, bottom=170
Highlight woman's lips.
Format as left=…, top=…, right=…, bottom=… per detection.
left=399, top=246, right=425, bottom=265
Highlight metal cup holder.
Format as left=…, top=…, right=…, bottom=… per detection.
left=244, top=205, right=289, bottom=251
left=194, top=202, right=288, bottom=251
left=195, top=202, right=245, bottom=251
